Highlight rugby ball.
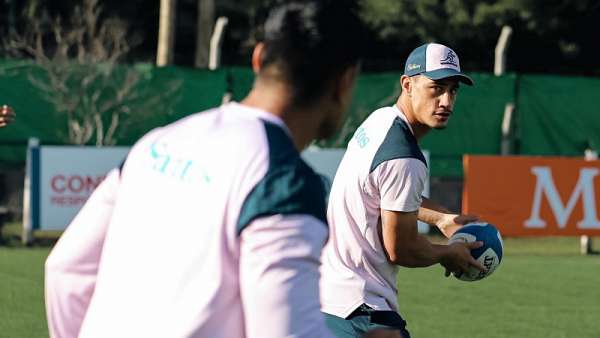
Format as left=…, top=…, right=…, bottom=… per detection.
left=448, top=222, right=503, bottom=281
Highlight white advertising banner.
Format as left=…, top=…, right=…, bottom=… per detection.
left=25, top=144, right=430, bottom=233
left=31, top=146, right=129, bottom=230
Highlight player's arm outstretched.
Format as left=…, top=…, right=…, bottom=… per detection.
left=380, top=209, right=486, bottom=276
left=45, top=168, right=120, bottom=338
left=239, top=214, right=334, bottom=338
left=376, top=159, right=484, bottom=275
left=418, top=197, right=479, bottom=238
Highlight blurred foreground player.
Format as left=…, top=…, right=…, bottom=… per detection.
left=45, top=2, right=364, bottom=337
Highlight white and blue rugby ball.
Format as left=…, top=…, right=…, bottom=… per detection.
left=448, top=222, right=504, bottom=282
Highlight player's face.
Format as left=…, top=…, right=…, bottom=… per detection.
left=410, top=76, right=459, bottom=130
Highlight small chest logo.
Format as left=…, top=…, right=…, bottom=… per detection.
left=354, top=127, right=370, bottom=148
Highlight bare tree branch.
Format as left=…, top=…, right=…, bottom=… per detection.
left=2, top=0, right=182, bottom=146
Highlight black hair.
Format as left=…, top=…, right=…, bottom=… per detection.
left=258, top=0, right=365, bottom=107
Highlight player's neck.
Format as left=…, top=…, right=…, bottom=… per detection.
left=396, top=98, right=430, bottom=140
left=410, top=122, right=431, bottom=141
left=242, top=84, right=318, bottom=151
left=242, top=80, right=290, bottom=116
left=280, top=107, right=322, bottom=150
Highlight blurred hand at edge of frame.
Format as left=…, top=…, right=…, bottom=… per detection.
left=0, top=105, right=16, bottom=128
left=363, top=328, right=405, bottom=338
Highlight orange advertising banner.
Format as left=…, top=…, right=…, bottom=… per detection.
left=463, top=155, right=600, bottom=236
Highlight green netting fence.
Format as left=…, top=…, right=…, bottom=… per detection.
left=1, top=60, right=598, bottom=177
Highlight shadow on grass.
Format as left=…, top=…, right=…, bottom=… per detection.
left=0, top=222, right=59, bottom=248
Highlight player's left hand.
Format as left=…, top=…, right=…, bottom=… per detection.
left=0, top=105, right=15, bottom=128
left=436, top=213, right=479, bottom=238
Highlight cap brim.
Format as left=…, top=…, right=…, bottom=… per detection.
left=422, top=69, right=474, bottom=86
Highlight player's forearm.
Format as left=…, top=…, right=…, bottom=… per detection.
left=418, top=197, right=466, bottom=238
left=385, top=233, right=446, bottom=267
left=418, top=196, right=451, bottom=225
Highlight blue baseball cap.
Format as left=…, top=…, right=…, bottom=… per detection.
left=404, top=43, right=473, bottom=86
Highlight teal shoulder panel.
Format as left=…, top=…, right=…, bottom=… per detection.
left=369, top=117, right=427, bottom=173
left=237, top=121, right=327, bottom=235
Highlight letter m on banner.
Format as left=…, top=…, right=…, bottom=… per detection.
left=462, top=155, right=600, bottom=236
left=525, top=167, right=600, bottom=229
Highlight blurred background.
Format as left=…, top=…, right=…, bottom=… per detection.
left=2, top=0, right=598, bottom=72
left=0, top=0, right=599, bottom=219
left=0, top=1, right=599, bottom=338
left=1, top=0, right=599, bottom=217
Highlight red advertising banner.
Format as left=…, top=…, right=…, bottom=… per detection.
left=463, top=155, right=600, bottom=236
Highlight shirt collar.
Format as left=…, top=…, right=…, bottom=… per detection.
left=226, top=101, right=292, bottom=136
left=392, top=104, right=415, bottom=135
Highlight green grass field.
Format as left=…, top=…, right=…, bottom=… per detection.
left=0, top=247, right=49, bottom=337
left=1, top=223, right=599, bottom=338
left=398, top=238, right=600, bottom=338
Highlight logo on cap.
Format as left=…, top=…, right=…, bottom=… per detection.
left=440, top=51, right=458, bottom=67
left=407, top=63, right=421, bottom=71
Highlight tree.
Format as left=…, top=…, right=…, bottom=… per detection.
left=195, top=0, right=214, bottom=68
left=359, top=0, right=600, bottom=74
left=2, top=0, right=181, bottom=146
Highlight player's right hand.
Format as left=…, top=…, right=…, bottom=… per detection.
left=440, top=241, right=486, bottom=277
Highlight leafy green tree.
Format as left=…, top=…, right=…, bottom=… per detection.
left=359, top=0, right=600, bottom=74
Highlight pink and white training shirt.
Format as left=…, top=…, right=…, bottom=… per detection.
left=320, top=105, right=428, bottom=318
left=45, top=102, right=334, bottom=338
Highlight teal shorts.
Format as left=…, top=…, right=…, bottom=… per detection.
left=324, top=304, right=411, bottom=338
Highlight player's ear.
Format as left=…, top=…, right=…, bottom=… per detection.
left=251, top=43, right=265, bottom=73
left=400, top=75, right=412, bottom=96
